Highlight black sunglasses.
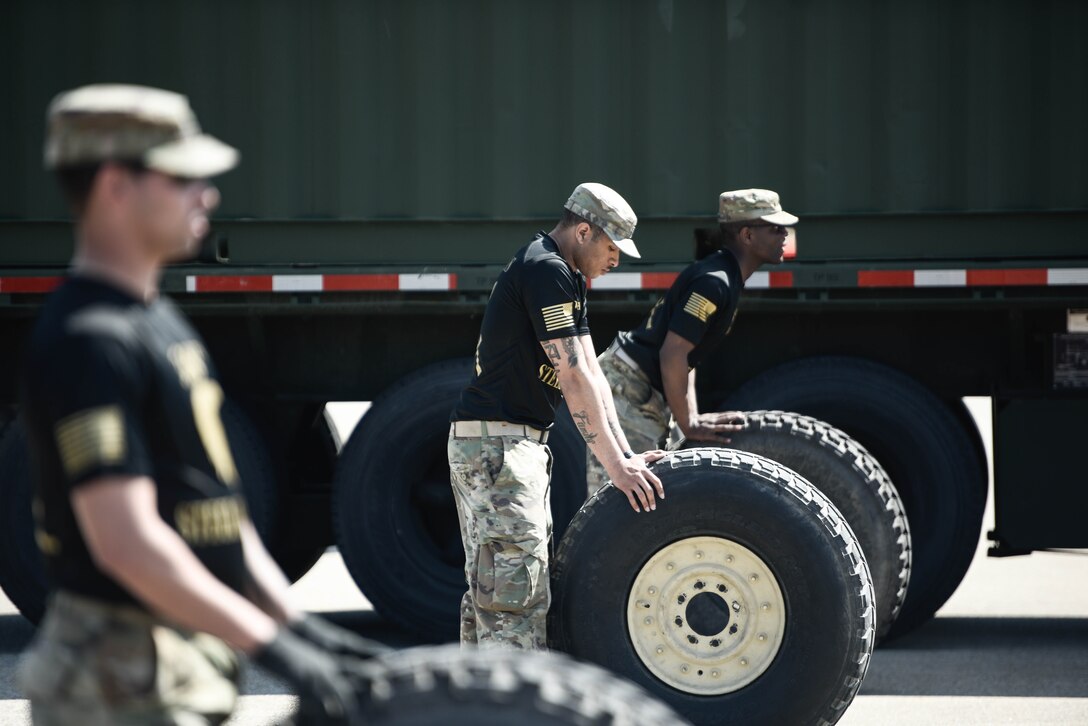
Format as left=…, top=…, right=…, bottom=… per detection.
left=118, top=160, right=203, bottom=187
left=745, top=223, right=786, bottom=233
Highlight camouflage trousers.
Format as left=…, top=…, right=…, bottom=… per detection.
left=18, top=590, right=240, bottom=725
left=586, top=343, right=672, bottom=498
left=449, top=427, right=552, bottom=650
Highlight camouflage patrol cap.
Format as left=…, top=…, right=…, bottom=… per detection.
left=44, top=84, right=238, bottom=178
left=718, top=189, right=798, bottom=226
left=564, top=182, right=640, bottom=258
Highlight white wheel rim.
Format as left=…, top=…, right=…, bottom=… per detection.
left=627, top=536, right=786, bottom=695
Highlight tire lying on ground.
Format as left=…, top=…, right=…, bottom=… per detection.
left=691, top=410, right=910, bottom=643
left=548, top=448, right=874, bottom=726
left=333, top=358, right=586, bottom=642
left=337, top=644, right=691, bottom=725
left=721, top=356, right=987, bottom=639
left=0, top=403, right=277, bottom=624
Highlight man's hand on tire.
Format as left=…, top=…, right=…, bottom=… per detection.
left=609, top=451, right=667, bottom=513
left=683, top=411, right=747, bottom=444
left=290, top=613, right=392, bottom=661
left=254, top=628, right=363, bottom=725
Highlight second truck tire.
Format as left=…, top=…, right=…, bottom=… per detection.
left=709, top=410, right=911, bottom=643
left=332, top=358, right=586, bottom=642
left=721, top=356, right=987, bottom=639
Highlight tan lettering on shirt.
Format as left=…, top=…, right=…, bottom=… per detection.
left=175, top=497, right=245, bottom=546
left=539, top=364, right=562, bottom=390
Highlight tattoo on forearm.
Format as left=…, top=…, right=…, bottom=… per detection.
left=571, top=409, right=598, bottom=445
left=561, top=336, right=580, bottom=367
left=608, top=417, right=623, bottom=444
left=543, top=341, right=562, bottom=367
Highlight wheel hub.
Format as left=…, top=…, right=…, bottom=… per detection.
left=685, top=591, right=732, bottom=636
left=626, top=536, right=786, bottom=695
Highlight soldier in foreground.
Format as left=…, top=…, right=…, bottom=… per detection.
left=17, top=84, right=382, bottom=725
left=586, top=189, right=798, bottom=496
left=449, top=183, right=666, bottom=650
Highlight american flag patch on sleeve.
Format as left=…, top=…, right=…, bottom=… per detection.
left=683, top=292, right=718, bottom=322
left=541, top=302, right=575, bottom=331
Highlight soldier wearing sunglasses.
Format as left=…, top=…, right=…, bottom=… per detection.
left=586, top=189, right=798, bottom=497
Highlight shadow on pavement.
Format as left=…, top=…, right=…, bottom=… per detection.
left=863, top=615, right=1088, bottom=697
left=0, top=614, right=34, bottom=655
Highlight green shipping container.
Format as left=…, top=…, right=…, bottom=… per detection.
left=2, top=0, right=1086, bottom=257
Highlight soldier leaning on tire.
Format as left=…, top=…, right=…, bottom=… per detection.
left=449, top=183, right=667, bottom=650
left=585, top=189, right=798, bottom=497
left=17, top=84, right=385, bottom=726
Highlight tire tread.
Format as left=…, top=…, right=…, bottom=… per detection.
left=741, top=410, right=911, bottom=642
left=356, top=644, right=691, bottom=724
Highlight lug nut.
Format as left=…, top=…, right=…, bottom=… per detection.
left=761, top=602, right=770, bottom=611
left=758, top=633, right=767, bottom=641
left=726, top=555, right=734, bottom=563
left=711, top=670, right=720, bottom=678
left=749, top=574, right=759, bottom=582
left=648, top=586, right=657, bottom=595
left=644, top=616, right=653, bottom=625
left=656, top=646, right=665, bottom=654
left=666, top=562, right=675, bottom=571
left=740, top=657, right=749, bottom=666
left=680, top=665, right=689, bottom=673
left=695, top=551, right=704, bottom=559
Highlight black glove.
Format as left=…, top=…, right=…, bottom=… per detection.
left=253, top=628, right=361, bottom=725
left=290, top=614, right=391, bottom=661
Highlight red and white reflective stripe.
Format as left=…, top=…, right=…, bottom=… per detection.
left=587, top=272, right=679, bottom=290
left=587, top=270, right=794, bottom=290
left=3, top=268, right=1088, bottom=294
left=857, top=268, right=1088, bottom=288
left=0, top=276, right=63, bottom=293
left=183, top=273, right=458, bottom=293
left=746, top=271, right=795, bottom=289
left=1047, top=268, right=1088, bottom=285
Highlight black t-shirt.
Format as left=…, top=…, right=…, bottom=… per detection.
left=617, top=249, right=744, bottom=392
left=21, top=276, right=249, bottom=606
left=452, top=233, right=589, bottom=429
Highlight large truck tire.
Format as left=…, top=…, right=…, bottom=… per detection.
left=0, top=403, right=277, bottom=624
left=262, top=406, right=340, bottom=583
left=706, top=410, right=911, bottom=643
left=332, top=358, right=585, bottom=642
left=548, top=448, right=874, bottom=726
left=0, top=422, right=47, bottom=622
left=721, top=356, right=987, bottom=639
left=344, top=644, right=690, bottom=725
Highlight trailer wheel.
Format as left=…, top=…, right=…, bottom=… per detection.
left=223, top=402, right=278, bottom=541
left=548, top=448, right=874, bottom=726
left=263, top=406, right=339, bottom=583
left=694, top=410, right=910, bottom=643
left=333, top=359, right=585, bottom=641
left=722, top=356, right=986, bottom=639
left=0, top=422, right=47, bottom=622
left=0, top=403, right=277, bottom=624
left=341, top=644, right=689, bottom=725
